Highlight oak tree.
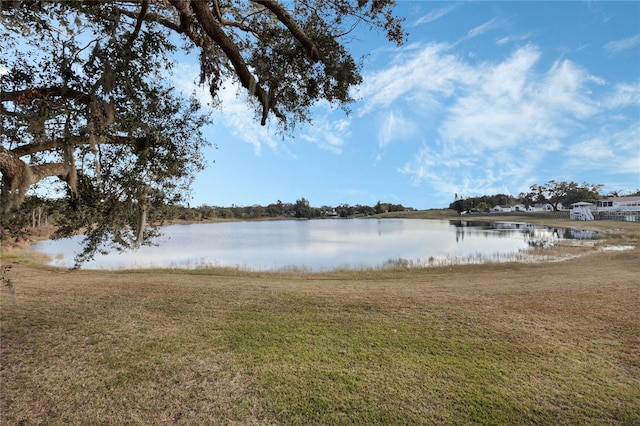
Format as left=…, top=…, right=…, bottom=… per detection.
left=1, top=0, right=404, bottom=264
left=526, top=180, right=603, bottom=211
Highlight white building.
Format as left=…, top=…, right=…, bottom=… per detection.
left=527, top=203, right=554, bottom=212
left=594, top=196, right=640, bottom=212
left=570, top=202, right=595, bottom=220
left=570, top=196, right=640, bottom=221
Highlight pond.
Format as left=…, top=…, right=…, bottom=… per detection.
left=32, top=219, right=599, bottom=271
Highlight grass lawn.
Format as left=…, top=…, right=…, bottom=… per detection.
left=1, top=217, right=639, bottom=424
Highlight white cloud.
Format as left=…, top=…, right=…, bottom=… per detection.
left=487, top=44, right=541, bottom=97
left=565, top=125, right=640, bottom=176
left=604, top=34, right=640, bottom=52
left=378, top=110, right=419, bottom=147
left=606, top=82, right=640, bottom=108
left=465, top=18, right=499, bottom=40
left=568, top=137, right=614, bottom=161
left=214, top=82, right=283, bottom=155
left=299, top=117, right=350, bottom=154
left=357, top=42, right=467, bottom=115
left=172, top=63, right=283, bottom=155
left=414, top=5, right=456, bottom=26
left=541, top=59, right=599, bottom=118
left=172, top=35, right=637, bottom=201
left=496, top=33, right=533, bottom=46
left=359, top=40, right=636, bottom=198
left=399, top=133, right=550, bottom=199
left=439, top=45, right=576, bottom=150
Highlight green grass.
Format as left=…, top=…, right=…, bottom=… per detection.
left=222, top=292, right=638, bottom=424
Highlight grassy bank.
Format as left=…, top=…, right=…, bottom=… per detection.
left=1, top=218, right=639, bottom=424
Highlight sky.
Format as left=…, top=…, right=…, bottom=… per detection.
left=181, top=1, right=640, bottom=209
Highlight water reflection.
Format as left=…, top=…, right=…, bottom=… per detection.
left=32, top=219, right=598, bottom=271
left=450, top=220, right=599, bottom=243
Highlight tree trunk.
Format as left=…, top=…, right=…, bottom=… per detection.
left=135, top=193, right=148, bottom=248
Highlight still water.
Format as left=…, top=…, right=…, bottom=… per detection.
left=32, top=219, right=597, bottom=271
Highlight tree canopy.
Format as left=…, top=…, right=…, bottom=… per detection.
left=1, top=0, right=405, bottom=263
left=450, top=181, right=605, bottom=213
left=523, top=180, right=603, bottom=211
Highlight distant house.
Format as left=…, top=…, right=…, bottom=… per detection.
left=528, top=203, right=554, bottom=212
left=491, top=203, right=560, bottom=213
left=595, top=196, right=640, bottom=212
left=323, top=208, right=338, bottom=217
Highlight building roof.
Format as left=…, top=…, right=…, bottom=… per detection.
left=602, top=196, right=640, bottom=202
left=571, top=201, right=594, bottom=206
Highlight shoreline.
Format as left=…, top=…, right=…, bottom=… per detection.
left=4, top=210, right=638, bottom=273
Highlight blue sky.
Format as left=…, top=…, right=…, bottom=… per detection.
left=181, top=1, right=640, bottom=209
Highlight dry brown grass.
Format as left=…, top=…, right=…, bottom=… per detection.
left=1, top=217, right=639, bottom=424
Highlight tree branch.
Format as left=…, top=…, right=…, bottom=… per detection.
left=251, top=0, right=321, bottom=62
left=1, top=147, right=69, bottom=211
left=124, top=0, right=149, bottom=49
left=30, top=163, right=72, bottom=183
left=1, top=87, right=93, bottom=105
left=10, top=135, right=150, bottom=157
left=0, top=146, right=23, bottom=182
left=174, top=0, right=283, bottom=125
left=117, top=8, right=184, bottom=34
left=211, top=0, right=259, bottom=35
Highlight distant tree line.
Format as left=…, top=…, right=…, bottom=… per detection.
left=449, top=180, right=637, bottom=214
left=2, top=196, right=413, bottom=242
left=449, top=193, right=517, bottom=214
left=171, top=199, right=412, bottom=221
